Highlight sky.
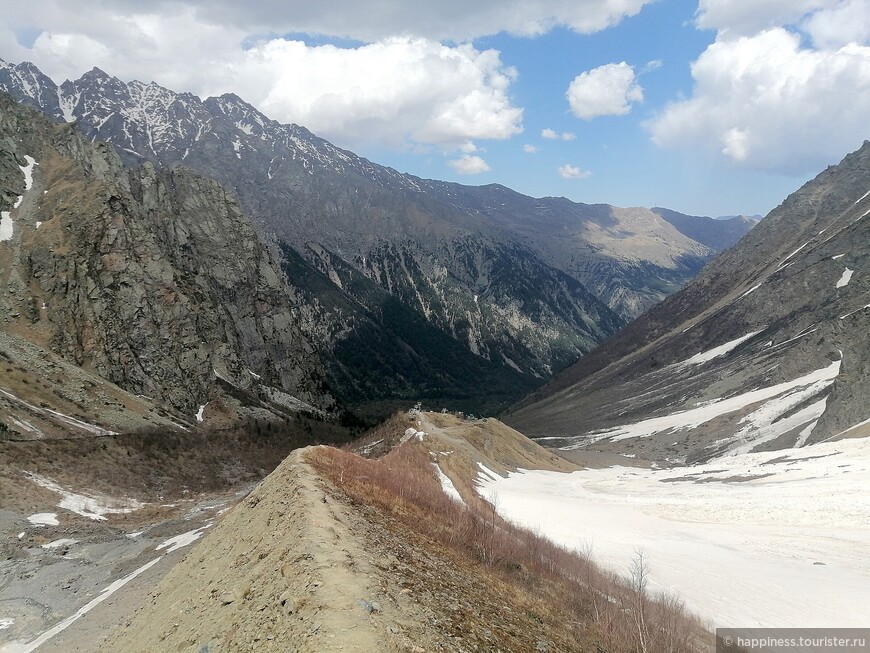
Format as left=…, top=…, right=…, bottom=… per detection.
left=1, top=0, right=869, bottom=217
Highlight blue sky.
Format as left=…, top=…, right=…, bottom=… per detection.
left=1, top=0, right=869, bottom=217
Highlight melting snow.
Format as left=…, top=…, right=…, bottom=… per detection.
left=27, top=513, right=58, bottom=526
left=0, top=212, right=12, bottom=242
left=432, top=463, right=465, bottom=505
left=24, top=472, right=144, bottom=521
left=401, top=428, right=426, bottom=443
left=156, top=524, right=210, bottom=553
left=20, top=156, right=37, bottom=191
left=675, top=330, right=763, bottom=367
left=41, top=538, right=78, bottom=549
left=0, top=618, right=13, bottom=630
left=477, top=436, right=870, bottom=628
left=0, top=388, right=117, bottom=435
left=575, top=357, right=841, bottom=449
left=718, top=396, right=831, bottom=457
left=836, top=268, right=854, bottom=288
left=739, top=283, right=762, bottom=298
left=840, top=303, right=870, bottom=320
left=475, top=462, right=500, bottom=482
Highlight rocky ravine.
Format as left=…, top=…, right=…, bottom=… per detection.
left=0, top=94, right=330, bottom=416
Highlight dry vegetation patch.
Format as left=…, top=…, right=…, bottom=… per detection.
left=307, top=436, right=707, bottom=653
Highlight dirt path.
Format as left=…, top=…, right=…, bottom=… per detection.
left=96, top=448, right=409, bottom=653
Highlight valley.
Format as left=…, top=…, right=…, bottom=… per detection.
left=0, top=40, right=867, bottom=653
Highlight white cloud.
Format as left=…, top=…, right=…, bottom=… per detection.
left=70, top=0, right=654, bottom=42
left=567, top=61, right=643, bottom=119
left=695, top=0, right=833, bottom=35
left=449, top=154, right=491, bottom=174
left=0, top=1, right=660, bottom=151
left=803, top=0, right=870, bottom=49
left=3, top=5, right=524, bottom=150
left=248, top=38, right=523, bottom=147
left=541, top=128, right=575, bottom=140
left=647, top=28, right=870, bottom=174
left=695, top=0, right=870, bottom=48
left=558, top=164, right=591, bottom=179
left=523, top=144, right=539, bottom=153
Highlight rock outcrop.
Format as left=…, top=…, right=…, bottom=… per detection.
left=0, top=95, right=330, bottom=415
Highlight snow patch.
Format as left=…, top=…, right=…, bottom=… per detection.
left=475, top=462, right=500, bottom=482
left=0, top=388, right=116, bottom=435
left=401, top=428, right=426, bottom=443
left=0, top=211, right=12, bottom=242
left=0, top=618, right=13, bottom=630
left=432, top=463, right=465, bottom=505
left=195, top=403, right=208, bottom=423
left=675, top=330, right=763, bottom=367
left=840, top=303, right=870, bottom=320
left=156, top=524, right=210, bottom=553
left=576, top=357, right=841, bottom=448
left=836, top=268, right=853, bottom=288
left=41, top=538, right=78, bottom=549
left=27, top=513, right=58, bottom=526
left=832, top=254, right=845, bottom=260
left=718, top=396, right=831, bottom=457
left=20, top=156, right=37, bottom=191
left=24, top=472, right=144, bottom=521
left=739, top=283, right=762, bottom=298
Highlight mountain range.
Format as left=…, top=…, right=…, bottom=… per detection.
left=508, top=142, right=868, bottom=460
left=0, top=58, right=754, bottom=414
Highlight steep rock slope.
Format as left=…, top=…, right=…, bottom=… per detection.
left=0, top=95, right=329, bottom=415
left=507, top=143, right=869, bottom=462
left=0, top=59, right=754, bottom=410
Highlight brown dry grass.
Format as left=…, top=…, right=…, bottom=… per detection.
left=307, top=437, right=707, bottom=653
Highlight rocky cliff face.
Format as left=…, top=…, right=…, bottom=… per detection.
left=0, top=95, right=330, bottom=415
left=507, top=143, right=869, bottom=461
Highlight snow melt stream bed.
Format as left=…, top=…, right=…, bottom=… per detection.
left=477, top=437, right=870, bottom=628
